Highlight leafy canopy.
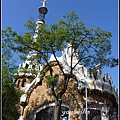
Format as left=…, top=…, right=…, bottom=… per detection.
left=3, top=11, right=118, bottom=71
left=2, top=27, right=24, bottom=120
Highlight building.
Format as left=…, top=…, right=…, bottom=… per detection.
left=15, top=1, right=118, bottom=120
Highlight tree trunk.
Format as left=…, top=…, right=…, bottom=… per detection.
left=54, top=99, right=62, bottom=120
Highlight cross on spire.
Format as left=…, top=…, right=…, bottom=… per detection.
left=41, top=0, right=48, bottom=7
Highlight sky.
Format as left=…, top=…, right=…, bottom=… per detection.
left=2, top=0, right=119, bottom=88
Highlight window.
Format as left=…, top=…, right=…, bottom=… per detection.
left=103, top=77, right=105, bottom=82
left=25, top=63, right=29, bottom=69
left=22, top=79, right=26, bottom=87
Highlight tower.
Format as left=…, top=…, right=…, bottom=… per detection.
left=15, top=1, right=48, bottom=120
left=33, top=0, right=48, bottom=40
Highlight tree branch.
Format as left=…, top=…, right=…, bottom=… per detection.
left=50, top=84, right=58, bottom=100
left=58, top=74, right=70, bottom=98
left=50, top=45, right=65, bottom=75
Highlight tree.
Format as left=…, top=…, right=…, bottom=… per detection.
left=3, top=11, right=118, bottom=120
left=2, top=27, right=23, bottom=120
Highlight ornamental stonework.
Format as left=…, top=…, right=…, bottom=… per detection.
left=15, top=61, right=118, bottom=120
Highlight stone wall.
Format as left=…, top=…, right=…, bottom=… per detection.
left=16, top=62, right=118, bottom=120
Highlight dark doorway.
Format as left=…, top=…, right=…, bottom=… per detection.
left=88, top=109, right=101, bottom=120
left=82, top=109, right=101, bottom=120
left=35, top=106, right=69, bottom=120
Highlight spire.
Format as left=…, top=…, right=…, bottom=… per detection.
left=34, top=0, right=48, bottom=39
left=17, top=1, right=49, bottom=76
left=38, top=0, right=48, bottom=23
left=17, top=2, right=48, bottom=119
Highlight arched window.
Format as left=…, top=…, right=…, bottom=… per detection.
left=22, top=79, right=26, bottom=87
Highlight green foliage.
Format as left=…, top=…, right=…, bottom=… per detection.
left=46, top=75, right=59, bottom=85
left=2, top=79, right=19, bottom=120
left=2, top=30, right=22, bottom=120
left=58, top=11, right=118, bottom=68
left=24, top=17, right=36, bottom=35
left=4, top=11, right=117, bottom=69
left=16, top=67, right=38, bottom=77
left=46, top=75, right=55, bottom=85
left=2, top=69, right=20, bottom=120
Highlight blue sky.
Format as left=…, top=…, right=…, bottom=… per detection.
left=2, top=0, right=119, bottom=88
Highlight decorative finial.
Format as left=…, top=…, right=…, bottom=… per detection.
left=41, top=0, right=48, bottom=7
